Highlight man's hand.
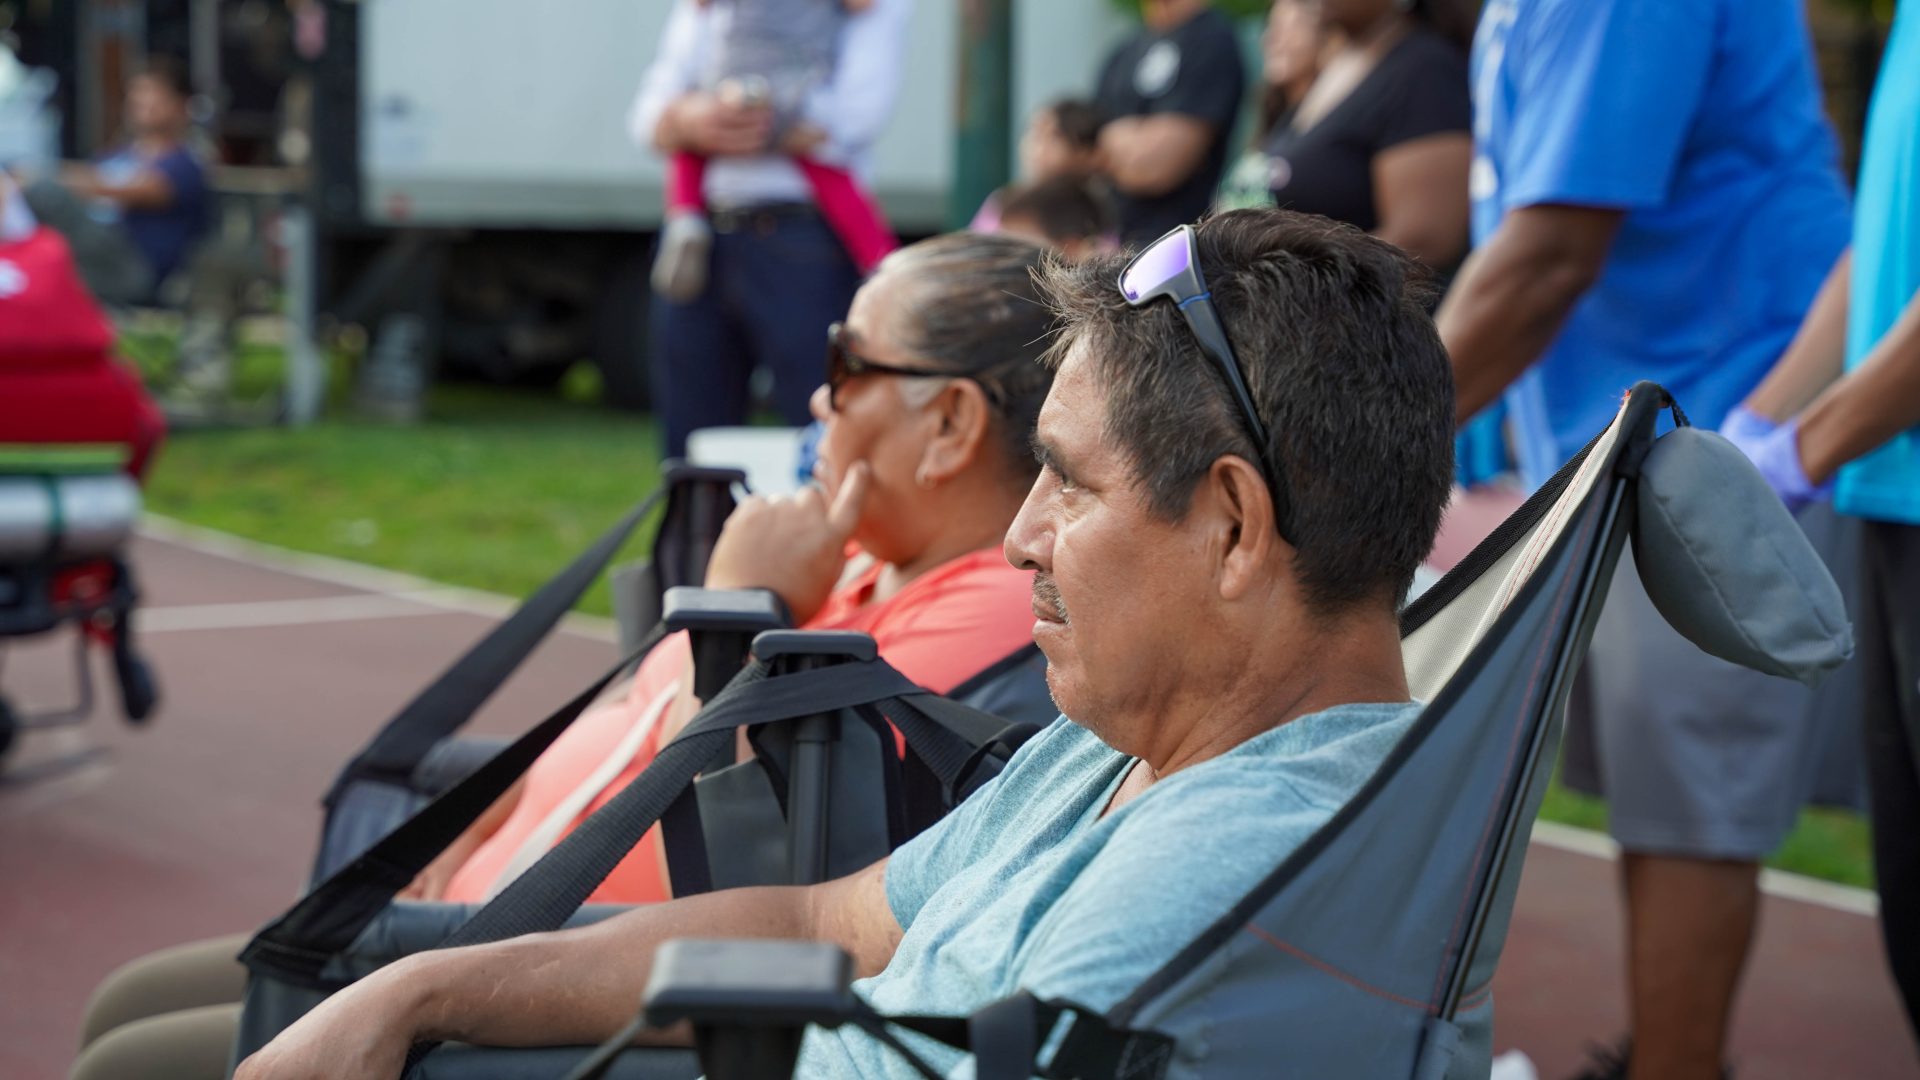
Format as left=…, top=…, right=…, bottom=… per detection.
left=233, top=964, right=421, bottom=1080
left=704, top=463, right=871, bottom=626
left=660, top=92, right=773, bottom=157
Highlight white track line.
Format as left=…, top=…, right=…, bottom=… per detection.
left=1530, top=820, right=1878, bottom=917
left=134, top=590, right=475, bottom=633
left=137, top=515, right=619, bottom=642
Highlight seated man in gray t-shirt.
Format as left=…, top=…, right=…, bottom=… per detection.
left=235, top=209, right=1459, bottom=1080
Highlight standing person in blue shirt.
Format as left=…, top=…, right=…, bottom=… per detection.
left=1434, top=1, right=1851, bottom=1076
left=21, top=56, right=209, bottom=305
left=1722, top=0, right=1920, bottom=1048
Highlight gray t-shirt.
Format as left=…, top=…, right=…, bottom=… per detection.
left=793, top=701, right=1425, bottom=1078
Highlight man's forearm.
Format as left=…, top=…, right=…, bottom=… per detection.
left=396, top=884, right=821, bottom=1050
left=1437, top=243, right=1598, bottom=422
left=1745, top=251, right=1850, bottom=421
left=1796, top=289, right=1920, bottom=483
left=1099, top=117, right=1206, bottom=198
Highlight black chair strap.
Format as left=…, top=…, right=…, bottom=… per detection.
left=327, top=489, right=665, bottom=799
left=437, top=657, right=939, bottom=949
left=240, top=624, right=668, bottom=987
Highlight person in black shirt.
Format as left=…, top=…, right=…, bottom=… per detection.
left=1094, top=0, right=1246, bottom=245
left=1257, top=0, right=1474, bottom=272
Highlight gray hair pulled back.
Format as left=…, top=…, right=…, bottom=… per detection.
left=873, top=232, right=1058, bottom=483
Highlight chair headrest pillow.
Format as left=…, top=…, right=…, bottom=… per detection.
left=1632, top=426, right=1852, bottom=686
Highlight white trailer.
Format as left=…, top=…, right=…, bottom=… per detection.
left=306, top=0, right=1131, bottom=408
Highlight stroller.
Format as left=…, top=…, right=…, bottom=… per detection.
left=0, top=225, right=165, bottom=763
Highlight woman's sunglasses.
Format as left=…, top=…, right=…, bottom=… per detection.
left=825, top=321, right=977, bottom=411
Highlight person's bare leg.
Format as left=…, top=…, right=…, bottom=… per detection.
left=1621, top=852, right=1759, bottom=1080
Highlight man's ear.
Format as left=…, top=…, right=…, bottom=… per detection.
left=918, top=379, right=993, bottom=487
left=1206, top=454, right=1284, bottom=601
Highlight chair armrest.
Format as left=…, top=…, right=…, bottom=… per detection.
left=643, top=938, right=857, bottom=1030
left=663, top=587, right=792, bottom=700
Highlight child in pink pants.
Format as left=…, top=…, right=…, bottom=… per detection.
left=653, top=0, right=898, bottom=302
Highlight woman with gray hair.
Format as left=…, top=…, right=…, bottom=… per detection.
left=69, top=231, right=1060, bottom=1080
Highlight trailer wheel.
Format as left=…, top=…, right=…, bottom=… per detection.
left=116, top=654, right=159, bottom=724
left=592, top=248, right=655, bottom=412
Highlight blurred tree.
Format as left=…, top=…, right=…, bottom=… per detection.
left=950, top=0, right=1012, bottom=229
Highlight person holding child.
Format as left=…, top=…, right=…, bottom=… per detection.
left=630, top=0, right=911, bottom=458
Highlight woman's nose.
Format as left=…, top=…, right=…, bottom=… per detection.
left=809, top=383, right=832, bottom=422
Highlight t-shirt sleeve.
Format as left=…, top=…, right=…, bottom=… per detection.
left=1376, top=40, right=1471, bottom=150
left=1497, top=0, right=1713, bottom=211
left=883, top=770, right=996, bottom=929
left=155, top=151, right=205, bottom=209
left=884, top=717, right=1074, bottom=929
left=1153, top=26, right=1245, bottom=131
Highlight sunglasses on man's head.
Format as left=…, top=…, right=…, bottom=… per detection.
left=824, top=321, right=977, bottom=411
left=1118, top=224, right=1292, bottom=542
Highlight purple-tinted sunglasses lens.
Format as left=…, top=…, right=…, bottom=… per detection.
left=1120, top=229, right=1192, bottom=302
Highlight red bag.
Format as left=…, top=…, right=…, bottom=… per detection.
left=0, top=227, right=165, bottom=476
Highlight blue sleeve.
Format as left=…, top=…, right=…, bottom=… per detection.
left=155, top=150, right=206, bottom=209
left=1499, top=0, right=1714, bottom=211
left=885, top=716, right=1078, bottom=929
left=884, top=775, right=994, bottom=929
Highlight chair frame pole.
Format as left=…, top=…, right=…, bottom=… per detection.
left=1439, top=479, right=1632, bottom=1020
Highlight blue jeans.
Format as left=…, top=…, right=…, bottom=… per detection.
left=650, top=209, right=861, bottom=458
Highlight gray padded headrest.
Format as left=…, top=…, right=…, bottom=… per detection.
left=1632, top=427, right=1852, bottom=685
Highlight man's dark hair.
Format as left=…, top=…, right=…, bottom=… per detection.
left=998, top=176, right=1116, bottom=247
left=139, top=55, right=193, bottom=100
left=878, top=232, right=1059, bottom=487
left=1045, top=98, right=1108, bottom=151
left=1037, top=209, right=1455, bottom=614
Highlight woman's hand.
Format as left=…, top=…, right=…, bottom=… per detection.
left=704, top=463, right=870, bottom=626
left=232, top=964, right=421, bottom=1080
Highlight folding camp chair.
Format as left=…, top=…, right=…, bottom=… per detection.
left=230, top=476, right=1054, bottom=1073
left=585, top=382, right=1849, bottom=1080
left=310, top=460, right=744, bottom=882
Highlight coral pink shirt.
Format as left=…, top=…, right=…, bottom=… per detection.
left=444, top=548, right=1036, bottom=905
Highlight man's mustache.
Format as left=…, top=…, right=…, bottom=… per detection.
left=1032, top=574, right=1069, bottom=625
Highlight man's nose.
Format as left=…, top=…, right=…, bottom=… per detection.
left=1003, top=479, right=1052, bottom=572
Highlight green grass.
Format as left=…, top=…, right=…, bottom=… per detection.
left=136, top=341, right=1877, bottom=889
left=145, top=379, right=664, bottom=617
left=1541, top=775, right=1875, bottom=890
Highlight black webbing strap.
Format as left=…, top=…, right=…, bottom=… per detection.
left=658, top=786, right=712, bottom=896
left=435, top=658, right=932, bottom=949
left=327, top=489, right=665, bottom=800
left=401, top=658, right=951, bottom=1072
left=239, top=623, right=669, bottom=988
left=889, top=994, right=1175, bottom=1080
left=881, top=695, right=1041, bottom=801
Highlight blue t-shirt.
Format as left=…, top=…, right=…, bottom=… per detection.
left=1469, top=0, right=1851, bottom=488
left=95, top=144, right=208, bottom=283
left=1837, top=0, right=1920, bottom=526
left=792, top=702, right=1427, bottom=1079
